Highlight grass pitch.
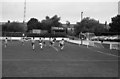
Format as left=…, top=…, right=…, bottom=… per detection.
left=2, top=40, right=118, bottom=77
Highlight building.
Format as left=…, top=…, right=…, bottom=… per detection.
left=31, top=29, right=48, bottom=34
left=62, top=24, right=76, bottom=35
left=51, top=27, right=66, bottom=34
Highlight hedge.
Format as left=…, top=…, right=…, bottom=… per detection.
left=2, top=32, right=67, bottom=37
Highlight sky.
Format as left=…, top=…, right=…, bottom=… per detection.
left=1, top=0, right=119, bottom=24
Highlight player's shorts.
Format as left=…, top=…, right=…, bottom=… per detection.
left=43, top=41, right=45, bottom=44
left=52, top=42, right=55, bottom=45
left=50, top=42, right=53, bottom=45
left=32, top=43, right=34, bottom=46
left=59, top=43, right=63, bottom=47
left=39, top=41, right=42, bottom=43
left=5, top=42, right=7, bottom=45
left=5, top=41, right=7, bottom=43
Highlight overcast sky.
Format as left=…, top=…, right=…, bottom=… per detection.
left=1, top=0, right=119, bottom=24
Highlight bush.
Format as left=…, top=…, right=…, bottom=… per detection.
left=26, top=33, right=66, bottom=37
left=3, top=32, right=23, bottom=37
left=2, top=22, right=27, bottom=32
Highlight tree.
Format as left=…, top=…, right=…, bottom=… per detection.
left=45, top=16, right=50, bottom=20
left=41, top=15, right=62, bottom=33
left=8, top=20, right=10, bottom=23
left=2, top=22, right=27, bottom=32
left=36, top=22, right=42, bottom=29
left=26, top=15, right=62, bottom=32
left=94, top=24, right=108, bottom=33
left=41, top=17, right=52, bottom=32
left=27, top=18, right=39, bottom=31
left=74, top=17, right=108, bottom=35
left=66, top=21, right=70, bottom=27
left=109, top=15, right=120, bottom=32
left=2, top=23, right=8, bottom=32
left=50, top=15, right=62, bottom=27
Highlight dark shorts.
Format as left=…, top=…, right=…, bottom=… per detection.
left=60, top=43, right=63, bottom=47
left=5, top=43, right=7, bottom=45
left=32, top=43, right=34, bottom=46
left=39, top=41, right=42, bottom=43
left=50, top=42, right=53, bottom=45
left=43, top=42, right=45, bottom=44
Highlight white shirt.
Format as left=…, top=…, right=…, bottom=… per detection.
left=60, top=40, right=64, bottom=44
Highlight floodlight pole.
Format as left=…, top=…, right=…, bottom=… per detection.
left=81, top=12, right=83, bottom=21
left=79, top=32, right=80, bottom=46
left=23, top=0, right=26, bottom=23
left=79, top=12, right=83, bottom=46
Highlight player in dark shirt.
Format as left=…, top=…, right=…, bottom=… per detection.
left=4, top=37, right=8, bottom=48
left=31, top=37, right=35, bottom=51
left=42, top=37, right=46, bottom=47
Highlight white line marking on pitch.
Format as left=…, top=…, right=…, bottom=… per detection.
left=87, top=47, right=119, bottom=57
left=2, top=59, right=118, bottom=62
left=96, top=50, right=119, bottom=57
left=51, top=46, right=58, bottom=52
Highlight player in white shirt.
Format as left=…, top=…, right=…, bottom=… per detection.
left=49, top=37, right=58, bottom=52
left=38, top=37, right=43, bottom=49
left=21, top=37, right=25, bottom=45
left=52, top=38, right=56, bottom=46
left=49, top=38, right=53, bottom=47
left=59, top=38, right=65, bottom=50
left=21, top=33, right=25, bottom=45
left=22, top=33, right=25, bottom=37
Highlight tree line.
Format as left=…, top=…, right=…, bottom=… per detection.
left=2, top=15, right=62, bottom=33
left=2, top=14, right=120, bottom=35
